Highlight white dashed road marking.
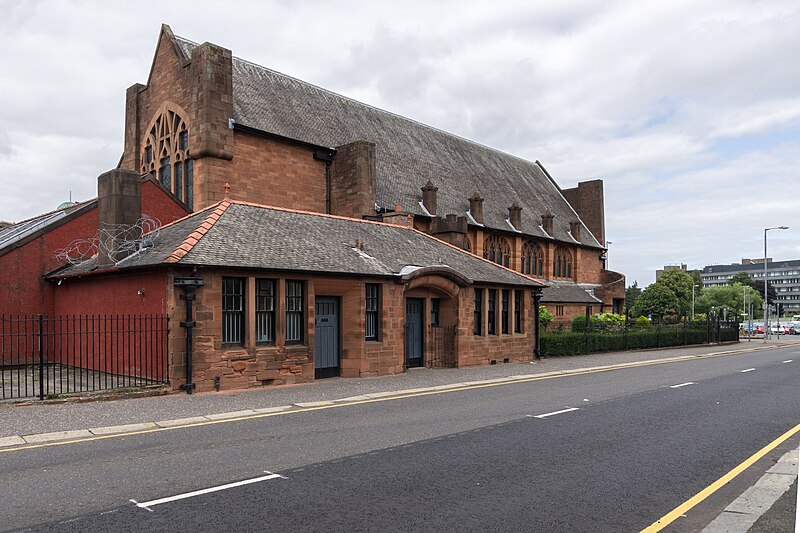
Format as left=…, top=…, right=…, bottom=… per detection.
left=740, top=368, right=756, bottom=373
left=782, top=360, right=793, bottom=363
left=669, top=382, right=696, bottom=389
left=533, top=407, right=580, bottom=419
left=132, top=471, right=285, bottom=511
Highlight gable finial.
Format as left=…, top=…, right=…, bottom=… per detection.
left=223, top=182, right=231, bottom=198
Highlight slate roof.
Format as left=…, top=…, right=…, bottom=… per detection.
left=50, top=201, right=544, bottom=288
left=0, top=200, right=96, bottom=257
left=171, top=32, right=602, bottom=249
left=540, top=281, right=603, bottom=304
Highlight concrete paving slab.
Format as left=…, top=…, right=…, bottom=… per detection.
left=702, top=510, right=753, bottom=533
left=205, top=410, right=257, bottom=421
left=155, top=416, right=209, bottom=428
left=332, top=395, right=372, bottom=403
left=89, top=422, right=157, bottom=435
left=23, top=429, right=93, bottom=444
left=293, top=401, right=335, bottom=408
left=0, top=435, right=25, bottom=447
left=252, top=405, right=292, bottom=414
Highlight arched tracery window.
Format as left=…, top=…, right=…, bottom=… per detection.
left=521, top=240, right=544, bottom=276
left=483, top=235, right=511, bottom=267
left=141, top=104, right=194, bottom=209
left=553, top=246, right=573, bottom=279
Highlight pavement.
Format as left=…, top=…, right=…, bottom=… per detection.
left=1, top=337, right=796, bottom=446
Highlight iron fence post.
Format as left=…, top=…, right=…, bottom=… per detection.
left=37, top=314, right=44, bottom=401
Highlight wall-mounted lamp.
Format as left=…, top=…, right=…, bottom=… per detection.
left=137, top=288, right=146, bottom=296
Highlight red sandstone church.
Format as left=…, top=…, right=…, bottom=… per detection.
left=0, top=25, right=624, bottom=393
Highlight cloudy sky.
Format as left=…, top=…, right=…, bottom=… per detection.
left=1, top=0, right=798, bottom=286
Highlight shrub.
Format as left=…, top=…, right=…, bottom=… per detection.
left=635, top=316, right=651, bottom=328
left=539, top=305, right=553, bottom=330
left=571, top=314, right=588, bottom=332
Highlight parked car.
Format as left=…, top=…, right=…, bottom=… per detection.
left=789, top=324, right=800, bottom=335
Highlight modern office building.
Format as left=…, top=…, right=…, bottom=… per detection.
left=700, top=258, right=800, bottom=314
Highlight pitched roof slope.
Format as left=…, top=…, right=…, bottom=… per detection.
left=172, top=34, right=602, bottom=249
left=51, top=201, right=543, bottom=287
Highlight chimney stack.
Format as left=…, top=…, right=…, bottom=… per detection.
left=541, top=212, right=554, bottom=236
left=469, top=191, right=484, bottom=224
left=421, top=180, right=438, bottom=215
left=508, top=202, right=522, bottom=230
left=569, top=221, right=582, bottom=242
left=97, top=169, right=142, bottom=266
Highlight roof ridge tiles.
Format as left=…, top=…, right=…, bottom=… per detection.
left=165, top=200, right=231, bottom=263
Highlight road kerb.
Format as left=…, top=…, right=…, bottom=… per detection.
left=0, top=343, right=785, bottom=450
left=90, top=423, right=157, bottom=435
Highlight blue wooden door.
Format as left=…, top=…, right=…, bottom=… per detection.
left=406, top=298, right=424, bottom=368
left=314, top=297, right=339, bottom=378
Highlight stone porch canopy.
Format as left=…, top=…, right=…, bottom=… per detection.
left=47, top=199, right=546, bottom=289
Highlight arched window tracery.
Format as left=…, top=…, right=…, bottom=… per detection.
left=553, top=246, right=573, bottom=279
left=521, top=241, right=544, bottom=276
left=483, top=235, right=511, bottom=267
left=141, top=104, right=194, bottom=209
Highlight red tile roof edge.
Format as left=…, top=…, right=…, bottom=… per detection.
left=164, top=200, right=231, bottom=263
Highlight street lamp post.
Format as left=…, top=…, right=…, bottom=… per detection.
left=692, top=283, right=698, bottom=320
left=764, top=225, right=789, bottom=343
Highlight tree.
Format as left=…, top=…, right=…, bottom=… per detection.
left=657, top=269, right=695, bottom=316
left=729, top=272, right=754, bottom=287
left=695, top=284, right=763, bottom=319
left=751, top=280, right=776, bottom=303
left=625, top=281, right=642, bottom=316
left=688, top=270, right=704, bottom=297
left=632, top=283, right=679, bottom=321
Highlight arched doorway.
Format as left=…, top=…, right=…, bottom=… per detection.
left=400, top=266, right=470, bottom=368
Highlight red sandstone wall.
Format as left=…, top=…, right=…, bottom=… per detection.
left=230, top=132, right=328, bottom=212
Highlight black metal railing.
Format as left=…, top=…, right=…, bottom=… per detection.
left=1, top=314, right=169, bottom=400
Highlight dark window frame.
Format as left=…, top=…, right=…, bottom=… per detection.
left=365, top=283, right=380, bottom=341
left=514, top=290, right=523, bottom=333
left=222, top=277, right=245, bottom=346
left=285, top=280, right=305, bottom=344
left=431, top=298, right=441, bottom=327
left=501, top=289, right=510, bottom=334
left=256, top=279, right=276, bottom=344
left=474, top=288, right=483, bottom=336
left=488, top=289, right=497, bottom=335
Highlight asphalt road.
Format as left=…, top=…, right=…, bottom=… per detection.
left=4, top=345, right=799, bottom=532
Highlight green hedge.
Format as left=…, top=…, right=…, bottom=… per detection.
left=540, top=325, right=729, bottom=357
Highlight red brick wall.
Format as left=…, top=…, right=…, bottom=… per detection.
left=0, top=181, right=187, bottom=316
left=0, top=207, right=97, bottom=316
left=142, top=178, right=192, bottom=225
left=53, top=270, right=168, bottom=315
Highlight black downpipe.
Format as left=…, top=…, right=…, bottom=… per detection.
left=314, top=150, right=334, bottom=214
left=175, top=272, right=204, bottom=394
left=533, top=290, right=542, bottom=359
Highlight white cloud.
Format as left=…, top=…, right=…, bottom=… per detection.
left=0, top=0, right=797, bottom=287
